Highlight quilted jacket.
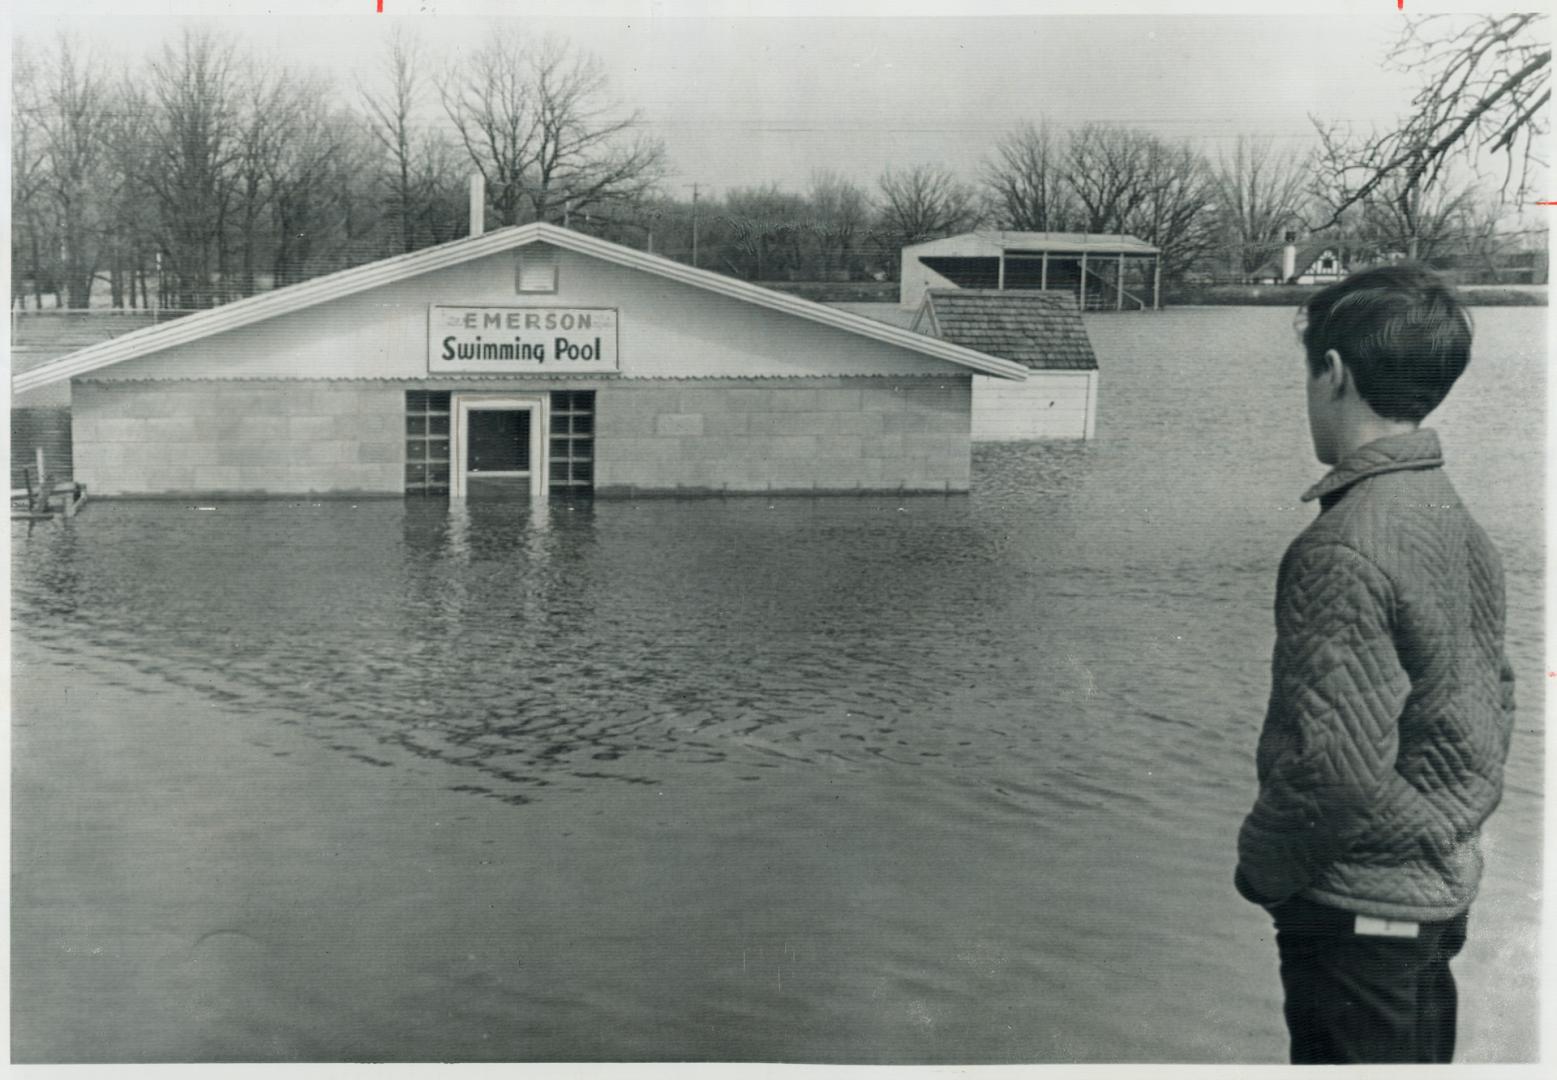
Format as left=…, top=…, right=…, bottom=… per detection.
left=1236, top=429, right=1516, bottom=922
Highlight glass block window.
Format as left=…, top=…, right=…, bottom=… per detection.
left=549, top=390, right=595, bottom=492
left=405, top=390, right=451, bottom=495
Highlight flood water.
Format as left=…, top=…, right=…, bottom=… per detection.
left=10, top=307, right=1545, bottom=1063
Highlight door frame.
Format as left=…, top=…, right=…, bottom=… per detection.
left=450, top=392, right=551, bottom=499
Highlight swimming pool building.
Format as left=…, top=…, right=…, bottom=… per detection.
left=11, top=224, right=1094, bottom=499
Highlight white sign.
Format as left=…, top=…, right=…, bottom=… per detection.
left=428, top=306, right=619, bottom=374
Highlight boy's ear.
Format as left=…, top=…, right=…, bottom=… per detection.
left=1322, top=348, right=1348, bottom=398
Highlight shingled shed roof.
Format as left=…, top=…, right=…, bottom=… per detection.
left=912, top=289, right=1098, bottom=371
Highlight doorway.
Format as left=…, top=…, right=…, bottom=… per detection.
left=450, top=394, right=550, bottom=499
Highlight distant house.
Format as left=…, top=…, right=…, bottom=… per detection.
left=1251, top=240, right=1356, bottom=285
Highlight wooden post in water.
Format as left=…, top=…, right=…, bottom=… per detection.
left=1117, top=251, right=1125, bottom=310
left=34, top=448, right=47, bottom=514
left=1079, top=251, right=1088, bottom=310
left=1040, top=251, right=1048, bottom=290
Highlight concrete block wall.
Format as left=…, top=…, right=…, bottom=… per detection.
left=594, top=376, right=973, bottom=494
left=70, top=375, right=975, bottom=498
left=971, top=371, right=1096, bottom=442
left=73, top=380, right=405, bottom=496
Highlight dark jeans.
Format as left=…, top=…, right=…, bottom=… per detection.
left=1272, top=895, right=1469, bottom=1064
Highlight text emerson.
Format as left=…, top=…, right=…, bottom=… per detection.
left=464, top=311, right=593, bottom=331
left=441, top=335, right=604, bottom=362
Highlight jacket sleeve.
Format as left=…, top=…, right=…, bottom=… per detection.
left=1237, top=540, right=1412, bottom=905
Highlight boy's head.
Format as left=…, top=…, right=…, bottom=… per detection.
left=1298, top=264, right=1473, bottom=425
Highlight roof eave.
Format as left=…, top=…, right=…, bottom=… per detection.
left=11, top=224, right=555, bottom=394
left=14, top=223, right=1027, bottom=391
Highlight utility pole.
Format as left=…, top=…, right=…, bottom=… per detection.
left=687, top=183, right=701, bottom=268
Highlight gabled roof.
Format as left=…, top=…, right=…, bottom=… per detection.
left=906, top=230, right=1160, bottom=257
left=12, top=223, right=1028, bottom=394
left=1252, top=239, right=1353, bottom=282
left=911, top=290, right=1098, bottom=371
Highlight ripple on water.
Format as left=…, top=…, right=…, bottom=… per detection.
left=11, top=307, right=1544, bottom=1063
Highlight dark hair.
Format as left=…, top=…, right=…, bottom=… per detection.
left=1299, top=264, right=1473, bottom=422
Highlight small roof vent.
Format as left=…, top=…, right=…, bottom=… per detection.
left=516, top=245, right=559, bottom=294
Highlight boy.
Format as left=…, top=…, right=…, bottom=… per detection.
left=1235, top=265, right=1517, bottom=1064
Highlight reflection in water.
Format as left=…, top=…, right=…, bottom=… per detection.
left=14, top=486, right=1109, bottom=809
left=13, top=312, right=1545, bottom=818
left=11, top=428, right=1540, bottom=817
left=11, top=307, right=1545, bottom=818
left=427, top=495, right=561, bottom=560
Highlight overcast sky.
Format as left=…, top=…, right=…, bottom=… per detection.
left=7, top=1, right=1541, bottom=199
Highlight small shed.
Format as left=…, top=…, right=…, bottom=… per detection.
left=911, top=289, right=1098, bottom=441
left=901, top=231, right=1161, bottom=312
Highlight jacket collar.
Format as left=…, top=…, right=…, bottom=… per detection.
left=1301, top=428, right=1444, bottom=504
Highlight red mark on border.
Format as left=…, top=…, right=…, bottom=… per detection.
left=1538, top=201, right=1557, bottom=206
left=377, top=1, right=383, bottom=11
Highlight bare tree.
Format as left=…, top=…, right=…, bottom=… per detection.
left=10, top=38, right=51, bottom=308
left=1063, top=122, right=1150, bottom=234
left=527, top=37, right=666, bottom=223
left=142, top=29, right=241, bottom=308
left=1358, top=172, right=1478, bottom=264
left=438, top=28, right=533, bottom=227
left=875, top=164, right=980, bottom=250
left=102, top=80, right=160, bottom=308
left=232, top=59, right=301, bottom=298
left=268, top=96, right=355, bottom=286
left=1312, top=13, right=1549, bottom=228
left=30, top=34, right=115, bottom=308
left=1445, top=195, right=1534, bottom=282
left=439, top=32, right=666, bottom=228
left=1310, top=122, right=1479, bottom=262
left=719, top=184, right=810, bottom=280
left=1213, top=136, right=1311, bottom=278
left=1053, top=122, right=1220, bottom=283
left=1306, top=125, right=1373, bottom=243
left=359, top=28, right=436, bottom=253
left=806, top=169, right=870, bottom=278
left=983, top=119, right=1075, bottom=231
left=406, top=131, right=470, bottom=247
left=1127, top=137, right=1219, bottom=284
